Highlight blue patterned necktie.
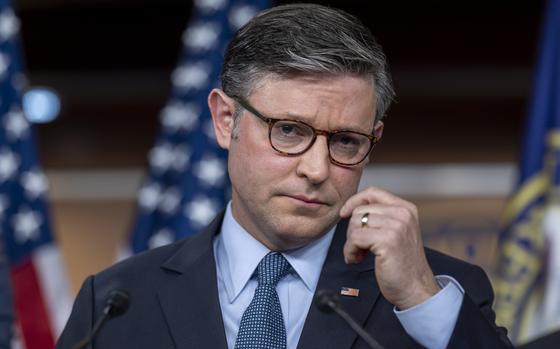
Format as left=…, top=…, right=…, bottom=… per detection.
left=234, top=252, right=292, bottom=349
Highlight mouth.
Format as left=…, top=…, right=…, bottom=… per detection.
left=283, top=194, right=329, bottom=206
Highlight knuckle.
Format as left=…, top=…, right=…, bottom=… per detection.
left=406, top=202, right=418, bottom=216
left=396, top=206, right=410, bottom=219
left=350, top=229, right=372, bottom=247
left=347, top=231, right=360, bottom=244
left=396, top=205, right=417, bottom=223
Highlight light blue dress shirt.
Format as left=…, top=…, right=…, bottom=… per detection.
left=214, top=203, right=464, bottom=349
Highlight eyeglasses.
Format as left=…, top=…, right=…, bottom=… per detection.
left=235, top=97, right=378, bottom=166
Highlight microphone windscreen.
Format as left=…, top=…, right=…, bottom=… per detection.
left=105, top=290, right=130, bottom=318
left=314, top=289, right=340, bottom=314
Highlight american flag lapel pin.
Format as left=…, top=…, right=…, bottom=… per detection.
left=340, top=287, right=360, bottom=297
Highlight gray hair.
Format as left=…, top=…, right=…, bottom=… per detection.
left=221, top=3, right=394, bottom=123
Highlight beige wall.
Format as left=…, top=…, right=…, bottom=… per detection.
left=52, top=201, right=135, bottom=294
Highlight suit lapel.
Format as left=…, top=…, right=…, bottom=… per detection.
left=157, top=214, right=229, bottom=349
left=154, top=215, right=380, bottom=349
left=297, top=219, right=380, bottom=349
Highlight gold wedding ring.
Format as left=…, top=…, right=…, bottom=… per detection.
left=361, top=212, right=369, bottom=228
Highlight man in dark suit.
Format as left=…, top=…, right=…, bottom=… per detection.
left=57, top=4, right=513, bottom=349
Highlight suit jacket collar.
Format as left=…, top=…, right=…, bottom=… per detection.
left=157, top=213, right=380, bottom=349
left=158, top=214, right=229, bottom=349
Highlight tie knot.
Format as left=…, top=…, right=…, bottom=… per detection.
left=255, top=252, right=291, bottom=286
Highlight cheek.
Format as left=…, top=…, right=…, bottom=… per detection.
left=228, top=133, right=292, bottom=189
left=330, top=168, right=362, bottom=201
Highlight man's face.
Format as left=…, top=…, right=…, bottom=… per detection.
left=210, top=75, right=382, bottom=251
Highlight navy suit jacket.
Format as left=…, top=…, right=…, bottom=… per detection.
left=57, top=214, right=513, bottom=348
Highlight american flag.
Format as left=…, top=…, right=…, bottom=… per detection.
left=0, top=1, right=71, bottom=348
left=127, top=0, right=269, bottom=254
left=340, top=287, right=360, bottom=297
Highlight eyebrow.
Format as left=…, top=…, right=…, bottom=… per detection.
left=283, top=112, right=373, bottom=134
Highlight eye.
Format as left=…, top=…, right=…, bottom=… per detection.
left=334, top=133, right=361, bottom=148
left=330, top=132, right=368, bottom=157
left=279, top=124, right=298, bottom=136
left=274, top=122, right=308, bottom=138
left=337, top=134, right=360, bottom=146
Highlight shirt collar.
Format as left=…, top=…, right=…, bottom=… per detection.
left=216, top=202, right=336, bottom=303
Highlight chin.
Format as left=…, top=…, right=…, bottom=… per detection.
left=270, top=214, right=338, bottom=249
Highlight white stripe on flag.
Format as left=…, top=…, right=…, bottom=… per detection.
left=11, top=324, right=24, bottom=349
left=32, top=244, right=72, bottom=337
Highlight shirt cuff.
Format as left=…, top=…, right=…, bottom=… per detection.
left=394, top=275, right=464, bottom=349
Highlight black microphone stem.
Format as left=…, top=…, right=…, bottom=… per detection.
left=71, top=307, right=111, bottom=349
left=331, top=305, right=386, bottom=349
left=70, top=290, right=129, bottom=349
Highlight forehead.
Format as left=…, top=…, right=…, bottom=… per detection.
left=247, top=74, right=377, bottom=130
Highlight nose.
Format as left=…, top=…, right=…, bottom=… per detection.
left=295, top=135, right=330, bottom=184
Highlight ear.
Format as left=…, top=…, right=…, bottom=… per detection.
left=373, top=120, right=384, bottom=140
left=208, top=88, right=236, bottom=149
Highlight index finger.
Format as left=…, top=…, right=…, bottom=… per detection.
left=339, top=186, right=412, bottom=218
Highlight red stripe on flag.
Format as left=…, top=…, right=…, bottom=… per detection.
left=11, top=258, right=55, bottom=349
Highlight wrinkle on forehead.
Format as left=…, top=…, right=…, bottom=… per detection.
left=247, top=74, right=376, bottom=133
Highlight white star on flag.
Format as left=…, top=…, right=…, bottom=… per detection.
left=195, top=0, right=227, bottom=12
left=12, top=207, right=43, bottom=243
left=0, top=8, right=20, bottom=42
left=170, top=144, right=192, bottom=171
left=148, top=229, right=174, bottom=249
left=158, top=187, right=182, bottom=215
left=183, top=22, right=221, bottom=51
left=172, top=63, right=210, bottom=91
left=0, top=148, right=19, bottom=182
left=4, top=107, right=29, bottom=140
left=149, top=142, right=191, bottom=173
left=149, top=143, right=176, bottom=173
left=229, top=5, right=258, bottom=29
left=0, top=52, right=9, bottom=80
left=138, top=182, right=162, bottom=212
left=193, top=155, right=226, bottom=187
left=160, top=101, right=200, bottom=132
left=185, top=196, right=220, bottom=228
left=21, top=169, right=49, bottom=199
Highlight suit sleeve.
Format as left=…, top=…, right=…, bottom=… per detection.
left=446, top=265, right=513, bottom=349
left=56, top=276, right=95, bottom=349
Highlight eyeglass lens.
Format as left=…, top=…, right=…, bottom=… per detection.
left=270, top=120, right=371, bottom=165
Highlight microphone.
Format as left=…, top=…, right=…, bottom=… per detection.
left=71, top=289, right=130, bottom=349
left=314, top=289, right=386, bottom=349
